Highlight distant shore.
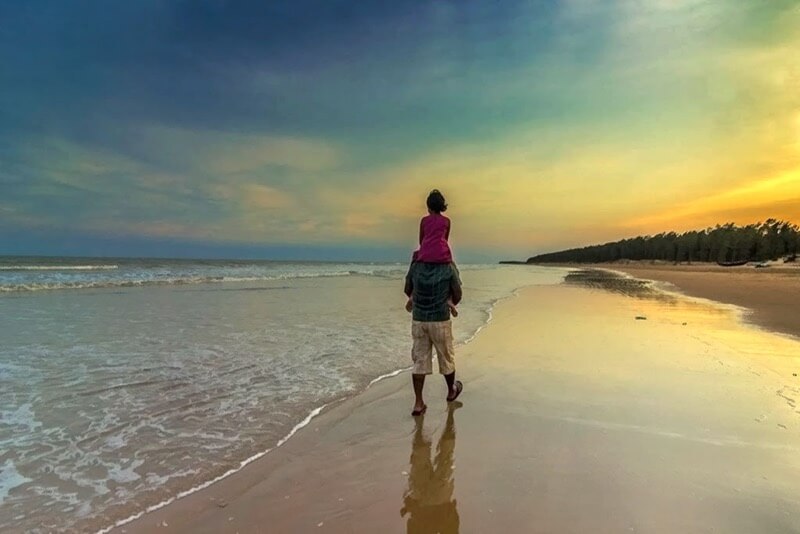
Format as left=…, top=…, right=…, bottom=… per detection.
left=534, top=261, right=800, bottom=340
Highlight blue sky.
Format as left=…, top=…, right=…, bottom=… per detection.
left=1, top=1, right=799, bottom=261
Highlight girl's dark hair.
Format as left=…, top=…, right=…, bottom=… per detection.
left=426, top=189, right=447, bottom=213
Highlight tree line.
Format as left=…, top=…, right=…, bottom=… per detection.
left=528, top=219, right=800, bottom=264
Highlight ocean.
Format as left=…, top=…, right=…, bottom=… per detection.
left=0, top=257, right=566, bottom=532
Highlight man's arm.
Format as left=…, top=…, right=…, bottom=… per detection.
left=449, top=266, right=462, bottom=306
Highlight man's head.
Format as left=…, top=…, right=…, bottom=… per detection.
left=426, top=189, right=447, bottom=214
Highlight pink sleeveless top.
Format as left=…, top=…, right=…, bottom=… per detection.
left=416, top=213, right=452, bottom=263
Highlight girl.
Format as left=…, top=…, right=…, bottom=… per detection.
left=417, top=189, right=452, bottom=264
left=406, top=189, right=459, bottom=316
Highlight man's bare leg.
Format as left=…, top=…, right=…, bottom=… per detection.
left=412, top=373, right=426, bottom=414
left=444, top=372, right=463, bottom=402
left=444, top=372, right=455, bottom=399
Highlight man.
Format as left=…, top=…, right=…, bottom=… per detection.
left=404, top=262, right=463, bottom=416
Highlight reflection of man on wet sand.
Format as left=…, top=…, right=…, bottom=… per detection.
left=400, top=404, right=461, bottom=534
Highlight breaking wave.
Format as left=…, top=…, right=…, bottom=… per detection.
left=0, top=265, right=119, bottom=271
left=0, top=269, right=409, bottom=293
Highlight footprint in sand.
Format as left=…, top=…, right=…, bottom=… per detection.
left=776, top=387, right=797, bottom=408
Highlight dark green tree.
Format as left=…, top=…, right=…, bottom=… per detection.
left=527, top=220, right=800, bottom=264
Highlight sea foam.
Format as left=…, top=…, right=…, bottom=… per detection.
left=0, top=460, right=31, bottom=504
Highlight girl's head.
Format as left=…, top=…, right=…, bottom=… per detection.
left=426, top=189, right=448, bottom=213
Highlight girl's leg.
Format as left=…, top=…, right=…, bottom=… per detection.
left=448, top=261, right=460, bottom=317
left=447, top=298, right=458, bottom=317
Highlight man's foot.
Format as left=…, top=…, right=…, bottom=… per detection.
left=405, top=299, right=413, bottom=313
left=411, top=403, right=427, bottom=417
left=446, top=380, right=463, bottom=402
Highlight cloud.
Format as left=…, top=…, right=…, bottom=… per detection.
left=342, top=212, right=383, bottom=236
left=210, top=137, right=340, bottom=174
left=135, top=126, right=343, bottom=174
left=241, top=184, right=295, bottom=209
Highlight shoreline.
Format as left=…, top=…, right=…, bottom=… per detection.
left=112, top=275, right=800, bottom=533
left=96, top=402, right=336, bottom=534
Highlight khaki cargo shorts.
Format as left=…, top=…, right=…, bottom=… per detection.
left=411, top=320, right=455, bottom=375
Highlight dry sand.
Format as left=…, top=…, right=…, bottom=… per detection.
left=111, top=278, right=800, bottom=534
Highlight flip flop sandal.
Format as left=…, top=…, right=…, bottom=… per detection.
left=447, top=380, right=463, bottom=402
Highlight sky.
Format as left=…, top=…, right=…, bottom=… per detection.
left=1, top=0, right=799, bottom=261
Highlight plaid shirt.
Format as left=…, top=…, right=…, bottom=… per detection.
left=404, top=263, right=462, bottom=322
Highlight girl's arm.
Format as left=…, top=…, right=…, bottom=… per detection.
left=445, top=219, right=450, bottom=241
left=419, top=218, right=425, bottom=245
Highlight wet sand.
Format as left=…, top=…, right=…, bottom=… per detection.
left=111, top=279, right=800, bottom=534
left=586, top=262, right=800, bottom=340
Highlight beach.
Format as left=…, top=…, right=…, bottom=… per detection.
left=112, top=268, right=800, bottom=534
left=587, top=262, right=800, bottom=340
